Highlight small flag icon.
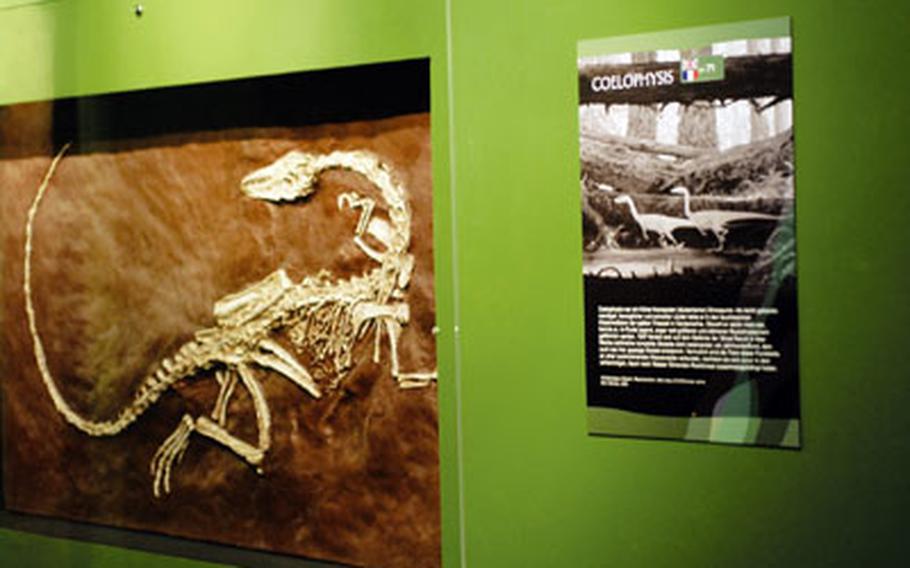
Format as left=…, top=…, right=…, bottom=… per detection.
left=680, top=55, right=724, bottom=83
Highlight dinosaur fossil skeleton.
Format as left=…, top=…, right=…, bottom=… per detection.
left=24, top=145, right=437, bottom=497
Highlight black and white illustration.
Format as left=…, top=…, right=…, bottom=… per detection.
left=579, top=37, right=795, bottom=303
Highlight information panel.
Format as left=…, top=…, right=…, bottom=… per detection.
left=577, top=18, right=799, bottom=447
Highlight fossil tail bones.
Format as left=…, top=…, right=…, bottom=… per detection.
left=24, top=145, right=437, bottom=497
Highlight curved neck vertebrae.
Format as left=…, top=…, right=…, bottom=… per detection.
left=240, top=149, right=412, bottom=260
left=25, top=147, right=423, bottom=440
left=23, top=145, right=437, bottom=497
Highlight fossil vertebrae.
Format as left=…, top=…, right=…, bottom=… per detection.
left=24, top=146, right=436, bottom=497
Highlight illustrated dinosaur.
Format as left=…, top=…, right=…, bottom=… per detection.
left=24, top=145, right=437, bottom=497
left=670, top=185, right=779, bottom=251
left=613, top=193, right=698, bottom=247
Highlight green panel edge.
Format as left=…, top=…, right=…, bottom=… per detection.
left=0, top=528, right=223, bottom=568
left=578, top=16, right=790, bottom=57
left=587, top=408, right=800, bottom=447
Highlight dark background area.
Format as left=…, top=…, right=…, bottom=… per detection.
left=0, top=58, right=429, bottom=158
left=584, top=275, right=800, bottom=420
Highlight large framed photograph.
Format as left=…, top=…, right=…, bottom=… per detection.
left=1, top=59, right=440, bottom=567
left=578, top=18, right=800, bottom=448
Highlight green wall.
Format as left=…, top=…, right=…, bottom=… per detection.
left=3, top=0, right=910, bottom=566
left=449, top=0, right=909, bottom=566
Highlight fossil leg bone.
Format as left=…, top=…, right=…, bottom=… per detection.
left=151, top=415, right=195, bottom=497
left=212, top=369, right=238, bottom=426
left=194, top=363, right=272, bottom=471
left=150, top=364, right=273, bottom=496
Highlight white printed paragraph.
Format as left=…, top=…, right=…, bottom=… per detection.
left=598, top=306, right=780, bottom=372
